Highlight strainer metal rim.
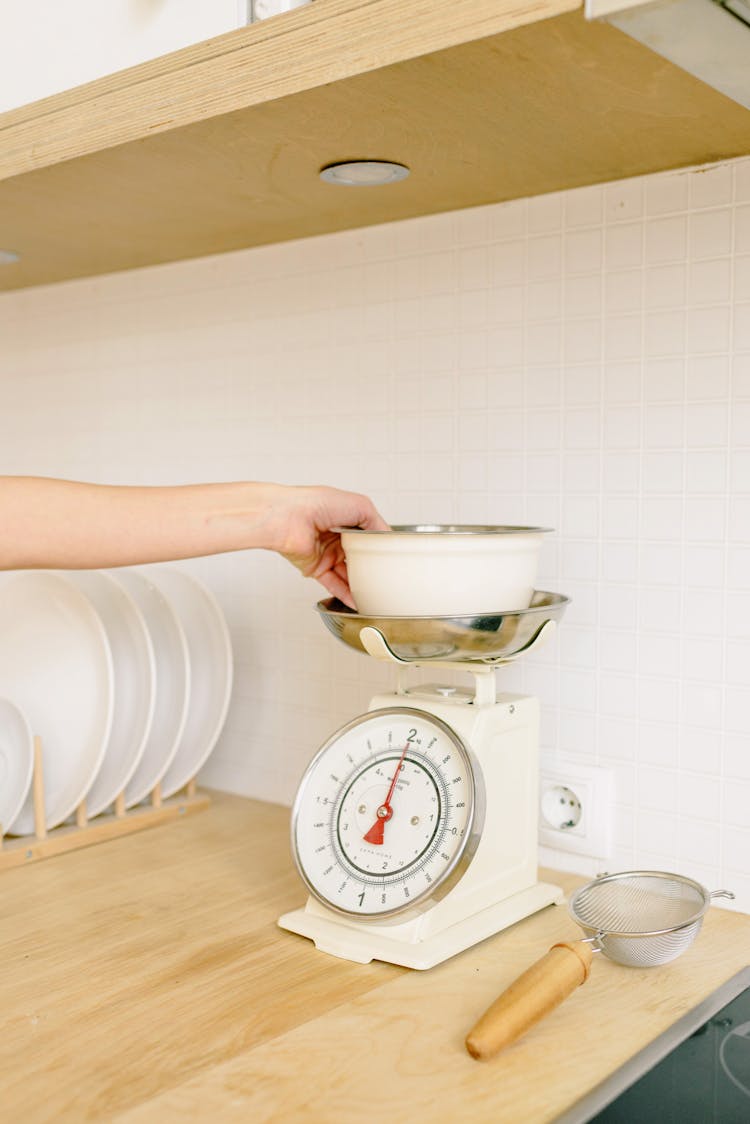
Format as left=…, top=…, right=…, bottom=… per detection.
left=568, top=869, right=712, bottom=941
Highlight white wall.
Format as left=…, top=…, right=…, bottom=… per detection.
left=0, top=0, right=246, bottom=113
left=1, top=157, right=749, bottom=911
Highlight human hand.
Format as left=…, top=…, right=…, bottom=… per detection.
left=0, top=476, right=388, bottom=605
left=262, top=484, right=389, bottom=608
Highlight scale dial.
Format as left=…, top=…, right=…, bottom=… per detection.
left=291, top=707, right=481, bottom=919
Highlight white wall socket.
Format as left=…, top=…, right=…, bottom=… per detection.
left=538, top=760, right=614, bottom=859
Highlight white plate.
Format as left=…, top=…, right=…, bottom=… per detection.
left=108, top=569, right=191, bottom=808
left=0, top=697, right=34, bottom=835
left=145, top=567, right=233, bottom=799
left=0, top=572, right=114, bottom=835
left=66, top=571, right=156, bottom=817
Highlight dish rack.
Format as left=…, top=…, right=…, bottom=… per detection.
left=0, top=735, right=209, bottom=871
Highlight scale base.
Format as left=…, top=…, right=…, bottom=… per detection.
left=278, top=880, right=564, bottom=970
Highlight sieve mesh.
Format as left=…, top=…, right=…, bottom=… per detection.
left=595, top=925, right=703, bottom=967
left=571, top=873, right=706, bottom=933
left=568, top=872, right=711, bottom=968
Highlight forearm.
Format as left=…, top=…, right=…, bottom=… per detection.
left=0, top=477, right=285, bottom=570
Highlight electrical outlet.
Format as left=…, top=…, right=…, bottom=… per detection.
left=539, top=761, right=614, bottom=859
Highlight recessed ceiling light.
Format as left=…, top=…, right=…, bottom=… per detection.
left=319, top=161, right=410, bottom=187
left=0, top=250, right=20, bottom=265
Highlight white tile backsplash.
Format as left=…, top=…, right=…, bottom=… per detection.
left=1, top=156, right=749, bottom=908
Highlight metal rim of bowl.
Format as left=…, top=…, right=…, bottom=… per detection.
left=333, top=524, right=552, bottom=535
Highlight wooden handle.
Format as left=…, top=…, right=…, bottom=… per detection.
left=465, top=941, right=594, bottom=1060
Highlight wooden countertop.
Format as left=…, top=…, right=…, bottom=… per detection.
left=3, top=791, right=748, bottom=1122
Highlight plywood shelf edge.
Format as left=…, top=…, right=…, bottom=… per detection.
left=0, top=0, right=748, bottom=292
left=0, top=0, right=577, bottom=181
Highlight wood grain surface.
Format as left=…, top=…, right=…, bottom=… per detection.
left=2, top=791, right=748, bottom=1122
left=1, top=2, right=748, bottom=291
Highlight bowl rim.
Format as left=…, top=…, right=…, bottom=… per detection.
left=334, top=524, right=552, bottom=536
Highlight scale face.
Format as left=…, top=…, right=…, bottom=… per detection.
left=290, top=707, right=483, bottom=920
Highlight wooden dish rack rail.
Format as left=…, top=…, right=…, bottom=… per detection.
left=0, top=735, right=209, bottom=871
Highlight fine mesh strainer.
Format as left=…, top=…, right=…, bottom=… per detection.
left=466, top=870, right=734, bottom=1061
left=569, top=870, right=734, bottom=968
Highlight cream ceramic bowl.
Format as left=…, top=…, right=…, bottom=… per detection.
left=339, top=525, right=550, bottom=616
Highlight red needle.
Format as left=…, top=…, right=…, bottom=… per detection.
left=363, top=740, right=410, bottom=845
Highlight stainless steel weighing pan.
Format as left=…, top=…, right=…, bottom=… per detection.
left=316, top=591, right=570, bottom=664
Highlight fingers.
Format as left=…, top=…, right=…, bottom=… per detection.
left=323, top=488, right=389, bottom=534
left=319, top=569, right=356, bottom=609
left=358, top=501, right=390, bottom=532
left=283, top=486, right=388, bottom=609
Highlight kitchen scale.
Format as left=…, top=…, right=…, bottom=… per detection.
left=278, top=591, right=569, bottom=970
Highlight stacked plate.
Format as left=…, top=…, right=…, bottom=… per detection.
left=0, top=565, right=233, bottom=836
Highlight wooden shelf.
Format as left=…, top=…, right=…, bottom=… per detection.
left=1, top=0, right=749, bottom=291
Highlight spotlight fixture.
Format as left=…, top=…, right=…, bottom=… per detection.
left=319, top=160, right=410, bottom=187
